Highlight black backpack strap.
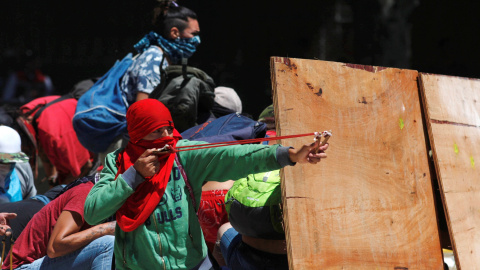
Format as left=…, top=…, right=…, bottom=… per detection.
left=175, top=154, right=198, bottom=214
left=181, top=57, right=188, bottom=80
left=175, top=153, right=201, bottom=244
left=159, top=53, right=166, bottom=75
left=52, top=173, right=99, bottom=201
left=31, top=93, right=74, bottom=134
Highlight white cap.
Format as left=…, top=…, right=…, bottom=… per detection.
left=214, top=86, right=242, bottom=113
left=0, top=125, right=28, bottom=163
left=0, top=125, right=22, bottom=153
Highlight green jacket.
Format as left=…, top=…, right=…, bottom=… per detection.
left=84, top=140, right=293, bottom=270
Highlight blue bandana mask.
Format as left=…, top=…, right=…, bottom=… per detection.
left=0, top=163, right=22, bottom=203
left=134, top=31, right=201, bottom=64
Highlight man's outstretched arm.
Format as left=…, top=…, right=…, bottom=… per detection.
left=47, top=210, right=115, bottom=258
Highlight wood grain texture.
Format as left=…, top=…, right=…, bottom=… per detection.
left=419, top=73, right=480, bottom=270
left=270, top=57, right=443, bottom=269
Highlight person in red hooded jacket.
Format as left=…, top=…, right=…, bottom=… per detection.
left=19, top=96, right=95, bottom=186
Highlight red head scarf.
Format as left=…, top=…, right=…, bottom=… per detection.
left=115, top=99, right=181, bottom=232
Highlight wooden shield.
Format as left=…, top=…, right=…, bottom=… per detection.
left=270, top=57, right=443, bottom=269
left=419, top=73, right=480, bottom=270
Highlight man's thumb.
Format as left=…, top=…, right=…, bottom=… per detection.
left=5, top=213, right=17, bottom=219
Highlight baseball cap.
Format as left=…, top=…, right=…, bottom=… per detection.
left=258, top=104, right=274, bottom=122
left=214, top=87, right=242, bottom=113
left=0, top=125, right=29, bottom=163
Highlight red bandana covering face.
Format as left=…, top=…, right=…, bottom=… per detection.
left=115, top=99, right=181, bottom=232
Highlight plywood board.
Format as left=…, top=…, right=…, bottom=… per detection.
left=419, top=73, right=480, bottom=270
left=270, top=57, right=443, bottom=269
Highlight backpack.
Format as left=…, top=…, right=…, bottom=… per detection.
left=149, top=58, right=216, bottom=132
left=180, top=112, right=267, bottom=143
left=225, top=170, right=285, bottom=240
left=73, top=53, right=134, bottom=153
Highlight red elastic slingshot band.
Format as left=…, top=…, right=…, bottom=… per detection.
left=173, top=132, right=316, bottom=152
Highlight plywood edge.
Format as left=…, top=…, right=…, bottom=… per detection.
left=418, top=73, right=460, bottom=268
left=420, top=72, right=480, bottom=82
left=280, top=167, right=295, bottom=270
left=272, top=56, right=394, bottom=73
left=270, top=56, right=295, bottom=269
left=419, top=73, right=480, bottom=128
left=270, top=57, right=283, bottom=136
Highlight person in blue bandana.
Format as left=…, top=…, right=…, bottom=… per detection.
left=96, top=1, right=202, bottom=162
left=121, top=0, right=201, bottom=104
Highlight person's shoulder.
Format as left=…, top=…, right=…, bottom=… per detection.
left=12, top=162, right=33, bottom=184
left=146, top=45, right=162, bottom=53
left=63, top=181, right=94, bottom=198
left=129, top=47, right=163, bottom=74
left=20, top=95, right=61, bottom=113
left=137, top=46, right=163, bottom=60
left=41, top=181, right=93, bottom=212
left=101, top=148, right=122, bottom=169
left=13, top=161, right=31, bottom=172
left=42, top=97, right=77, bottom=113
left=106, top=148, right=122, bottom=159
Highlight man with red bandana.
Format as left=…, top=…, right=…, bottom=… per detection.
left=84, top=99, right=329, bottom=270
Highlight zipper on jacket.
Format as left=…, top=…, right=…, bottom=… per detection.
left=152, top=213, right=166, bottom=270
left=121, top=232, right=126, bottom=265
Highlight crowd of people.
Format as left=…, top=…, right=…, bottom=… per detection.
left=0, top=1, right=329, bottom=270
